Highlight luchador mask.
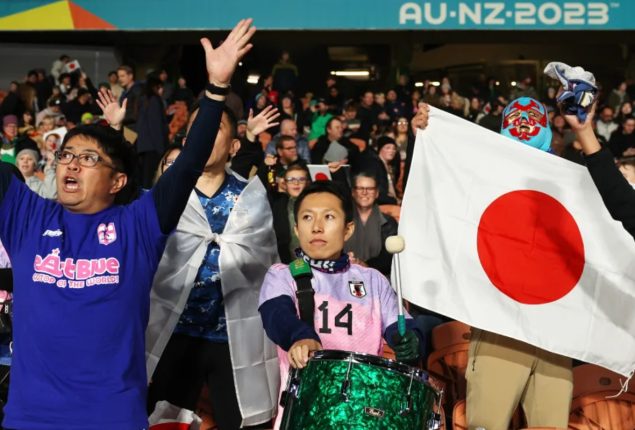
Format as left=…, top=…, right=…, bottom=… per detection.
left=501, top=97, right=552, bottom=152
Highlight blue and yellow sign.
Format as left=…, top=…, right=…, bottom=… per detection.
left=0, top=1, right=628, bottom=30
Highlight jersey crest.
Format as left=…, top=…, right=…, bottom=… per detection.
left=348, top=280, right=366, bottom=298
left=97, top=222, right=117, bottom=246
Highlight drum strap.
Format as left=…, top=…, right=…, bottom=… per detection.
left=289, top=258, right=315, bottom=326
left=0, top=269, right=12, bottom=293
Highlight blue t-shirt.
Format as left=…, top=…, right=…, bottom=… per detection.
left=174, top=174, right=246, bottom=342
left=0, top=178, right=167, bottom=430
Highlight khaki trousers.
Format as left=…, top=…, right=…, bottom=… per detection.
left=465, top=329, right=572, bottom=430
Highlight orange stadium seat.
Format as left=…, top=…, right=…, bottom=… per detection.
left=427, top=322, right=472, bottom=407
left=349, top=137, right=367, bottom=152
left=379, top=204, right=401, bottom=222
left=431, top=321, right=471, bottom=351
left=453, top=398, right=524, bottom=430
left=568, top=364, right=635, bottom=430
left=452, top=399, right=468, bottom=430
left=520, top=427, right=566, bottom=429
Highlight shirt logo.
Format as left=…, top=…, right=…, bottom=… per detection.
left=42, top=229, right=63, bottom=237
left=349, top=280, right=366, bottom=298
left=97, top=222, right=117, bottom=246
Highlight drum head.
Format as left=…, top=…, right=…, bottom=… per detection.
left=312, top=349, right=428, bottom=381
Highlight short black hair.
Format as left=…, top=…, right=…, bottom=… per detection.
left=61, top=124, right=138, bottom=204
left=189, top=100, right=237, bottom=140
left=275, top=134, right=295, bottom=151
left=325, top=116, right=342, bottom=131
left=222, top=105, right=238, bottom=140
left=117, top=65, right=134, bottom=76
left=619, top=157, right=635, bottom=169
left=294, top=181, right=354, bottom=225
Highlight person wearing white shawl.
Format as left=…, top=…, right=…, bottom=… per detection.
left=146, top=105, right=281, bottom=428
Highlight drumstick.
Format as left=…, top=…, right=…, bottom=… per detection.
left=385, top=235, right=406, bottom=337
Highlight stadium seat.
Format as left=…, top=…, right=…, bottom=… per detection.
left=379, top=204, right=401, bottom=222
left=453, top=398, right=525, bottom=430
left=426, top=322, right=472, bottom=408
left=519, top=427, right=565, bottom=429
left=452, top=399, right=467, bottom=430
left=350, top=137, right=367, bottom=152
left=568, top=364, right=635, bottom=430
left=431, top=321, right=471, bottom=351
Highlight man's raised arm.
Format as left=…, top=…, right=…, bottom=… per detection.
left=152, top=19, right=256, bottom=234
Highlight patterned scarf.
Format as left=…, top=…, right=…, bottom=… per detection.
left=295, top=249, right=350, bottom=274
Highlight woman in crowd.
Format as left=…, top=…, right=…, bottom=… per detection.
left=136, top=77, right=169, bottom=189
left=153, top=143, right=182, bottom=184
left=394, top=116, right=410, bottom=161
left=15, top=146, right=56, bottom=199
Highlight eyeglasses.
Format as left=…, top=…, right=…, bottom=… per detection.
left=285, top=176, right=308, bottom=185
left=397, top=120, right=409, bottom=125
left=56, top=150, right=118, bottom=170
left=162, top=159, right=176, bottom=168
left=353, top=186, right=377, bottom=194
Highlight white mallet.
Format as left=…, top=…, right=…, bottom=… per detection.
left=385, top=235, right=406, bottom=337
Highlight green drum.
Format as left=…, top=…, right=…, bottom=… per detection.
left=280, top=350, right=440, bottom=429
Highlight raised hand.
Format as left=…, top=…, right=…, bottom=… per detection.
left=247, top=106, right=280, bottom=138
left=200, top=18, right=256, bottom=87
left=96, top=88, right=127, bottom=131
left=327, top=160, right=346, bottom=173
left=562, top=99, right=596, bottom=133
left=411, top=103, right=430, bottom=132
left=264, top=154, right=277, bottom=167
left=562, top=101, right=601, bottom=155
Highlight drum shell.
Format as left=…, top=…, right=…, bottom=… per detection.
left=281, top=350, right=438, bottom=429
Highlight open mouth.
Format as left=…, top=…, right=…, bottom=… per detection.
left=63, top=176, right=79, bottom=192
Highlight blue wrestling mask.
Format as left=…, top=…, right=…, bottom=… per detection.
left=501, top=97, right=552, bottom=152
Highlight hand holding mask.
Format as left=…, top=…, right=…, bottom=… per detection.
left=544, top=62, right=597, bottom=123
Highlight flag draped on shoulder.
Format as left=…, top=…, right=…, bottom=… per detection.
left=399, top=106, right=635, bottom=377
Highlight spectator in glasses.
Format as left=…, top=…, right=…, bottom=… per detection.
left=269, top=163, right=312, bottom=263
left=344, top=173, right=397, bottom=276
left=258, top=134, right=307, bottom=192
left=153, top=143, right=182, bottom=185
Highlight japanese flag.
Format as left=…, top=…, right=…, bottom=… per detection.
left=148, top=401, right=202, bottom=430
left=399, top=107, right=635, bottom=377
left=63, top=60, right=81, bottom=74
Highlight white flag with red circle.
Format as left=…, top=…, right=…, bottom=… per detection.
left=399, top=107, right=635, bottom=377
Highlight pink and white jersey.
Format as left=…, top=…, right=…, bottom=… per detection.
left=259, top=262, right=407, bottom=428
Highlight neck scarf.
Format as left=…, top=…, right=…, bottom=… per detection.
left=295, top=248, right=350, bottom=273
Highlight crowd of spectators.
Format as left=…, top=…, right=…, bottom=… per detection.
left=0, top=47, right=633, bottom=429
left=1, top=53, right=635, bottom=272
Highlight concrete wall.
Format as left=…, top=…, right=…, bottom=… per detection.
left=0, top=43, right=120, bottom=89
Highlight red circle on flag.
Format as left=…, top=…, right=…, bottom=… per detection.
left=476, top=190, right=585, bottom=304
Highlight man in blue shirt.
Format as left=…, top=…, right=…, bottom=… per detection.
left=0, top=19, right=256, bottom=430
